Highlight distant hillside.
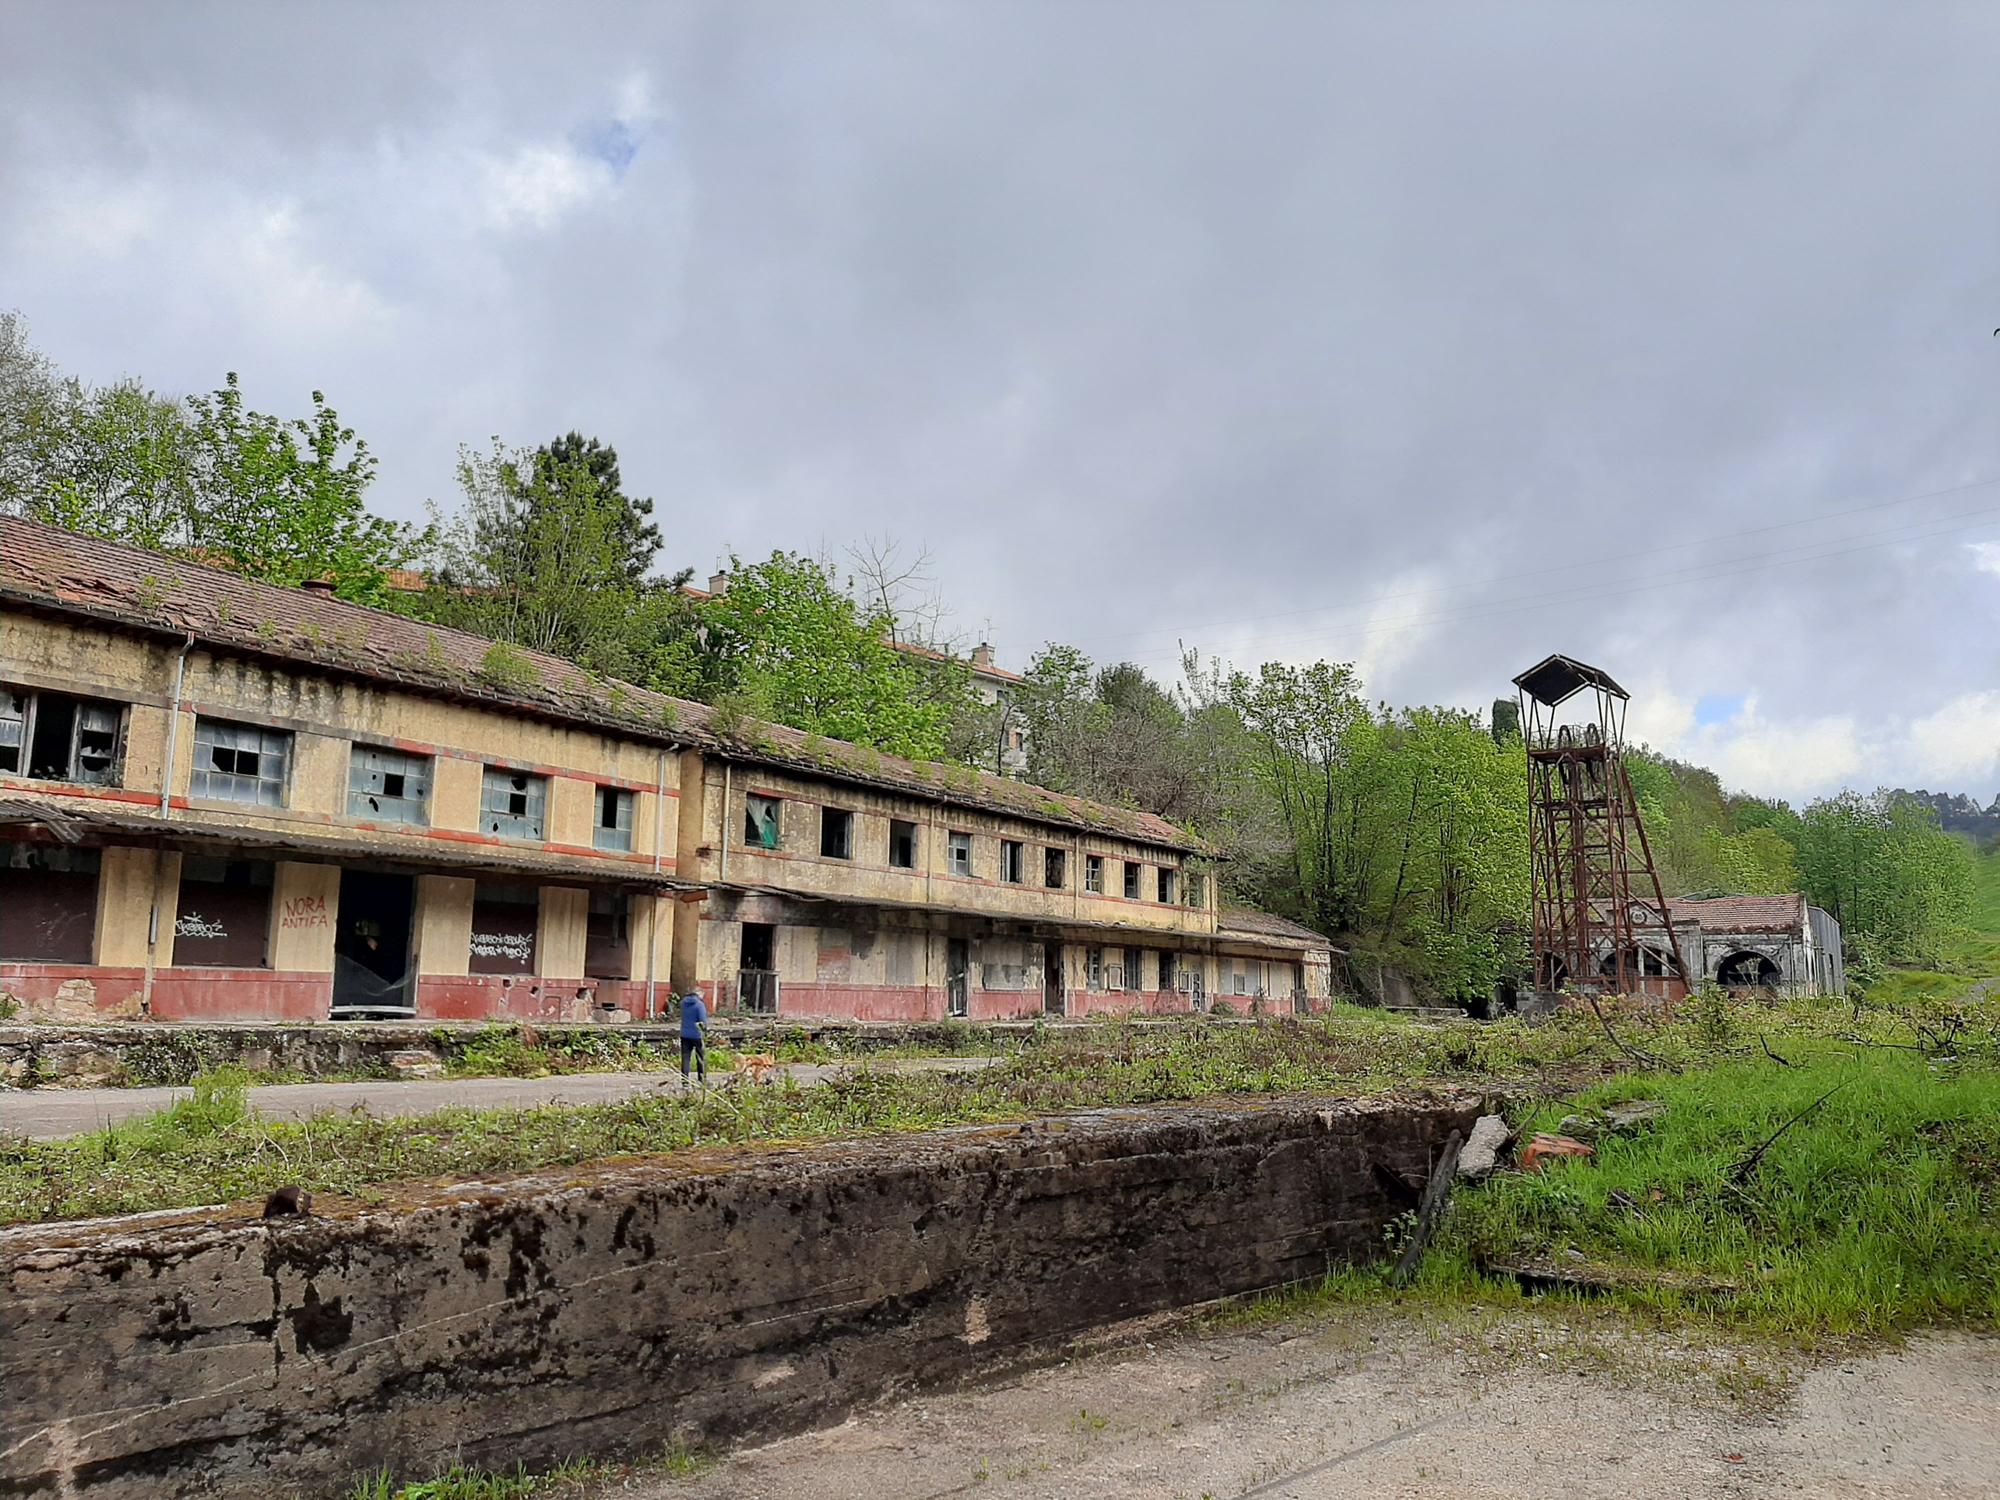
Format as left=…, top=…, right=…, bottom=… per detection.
left=1893, top=789, right=2000, bottom=843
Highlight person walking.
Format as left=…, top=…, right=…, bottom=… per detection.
left=679, top=989, right=709, bottom=1085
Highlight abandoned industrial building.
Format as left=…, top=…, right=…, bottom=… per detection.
left=0, top=516, right=1333, bottom=1026
left=1625, top=892, right=1845, bottom=998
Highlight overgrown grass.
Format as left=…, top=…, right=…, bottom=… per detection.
left=7, top=1005, right=1988, bottom=1229
left=341, top=1442, right=710, bottom=1499
left=1431, top=1044, right=2000, bottom=1337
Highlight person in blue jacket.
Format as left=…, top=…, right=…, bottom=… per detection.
left=678, top=990, right=709, bottom=1084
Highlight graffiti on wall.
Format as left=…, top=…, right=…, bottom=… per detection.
left=470, top=931, right=534, bottom=962
left=175, top=912, right=228, bottom=940
left=281, top=895, right=330, bottom=930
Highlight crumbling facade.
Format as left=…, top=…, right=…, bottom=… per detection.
left=0, top=518, right=1330, bottom=1025
left=1624, top=893, right=1844, bottom=998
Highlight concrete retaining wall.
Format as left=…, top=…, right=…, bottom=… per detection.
left=0, top=1092, right=1475, bottom=1498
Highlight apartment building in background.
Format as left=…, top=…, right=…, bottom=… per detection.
left=0, top=517, right=1331, bottom=1025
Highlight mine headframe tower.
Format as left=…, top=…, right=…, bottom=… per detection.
left=1512, top=654, right=1687, bottom=1001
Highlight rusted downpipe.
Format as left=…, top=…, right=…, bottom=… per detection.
left=144, top=630, right=196, bottom=1013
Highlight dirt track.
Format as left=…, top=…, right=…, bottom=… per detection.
left=645, top=1306, right=1998, bottom=1500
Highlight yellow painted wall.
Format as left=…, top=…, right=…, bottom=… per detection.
left=93, top=847, right=160, bottom=967
left=269, top=862, right=340, bottom=971
left=413, top=875, right=475, bottom=977
left=538, top=886, right=589, bottom=979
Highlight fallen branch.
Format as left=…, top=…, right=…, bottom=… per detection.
left=1727, top=1084, right=1845, bottom=1189
left=1583, top=991, right=1678, bottom=1073
left=1759, top=1035, right=1795, bottom=1068
left=1392, top=1129, right=1463, bottom=1287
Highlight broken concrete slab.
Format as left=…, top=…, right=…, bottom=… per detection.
left=1457, top=1113, right=1514, bottom=1181
left=1558, top=1099, right=1667, bottom=1140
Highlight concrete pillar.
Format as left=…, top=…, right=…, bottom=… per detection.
left=94, top=846, right=160, bottom=966
left=413, top=875, right=474, bottom=976
left=431, top=756, right=482, bottom=834
left=629, top=892, right=676, bottom=1018
left=269, top=862, right=340, bottom=972
left=538, top=886, right=589, bottom=979
left=549, top=776, right=594, bottom=848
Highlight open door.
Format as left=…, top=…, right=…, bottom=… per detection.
left=946, top=937, right=970, bottom=1018
left=332, top=870, right=415, bottom=1017
left=1042, top=941, right=1065, bottom=1016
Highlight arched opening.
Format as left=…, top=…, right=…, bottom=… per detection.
left=1717, top=950, right=1780, bottom=991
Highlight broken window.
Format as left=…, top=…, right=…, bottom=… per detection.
left=819, top=806, right=853, bottom=859
left=745, top=794, right=782, bottom=850
left=480, top=766, right=547, bottom=841
left=948, top=830, right=973, bottom=876
left=1185, top=873, right=1206, bottom=908
left=1086, top=946, right=1104, bottom=990
left=1084, top=854, right=1104, bottom=893
left=1123, top=861, right=1141, bottom=900
left=0, top=684, right=124, bottom=785
left=999, top=839, right=1024, bottom=883
left=1159, top=952, right=1177, bottom=993
left=1045, top=847, right=1065, bottom=888
left=1157, top=866, right=1177, bottom=904
left=191, top=717, right=291, bottom=806
left=889, top=818, right=918, bottom=869
left=348, top=745, right=431, bottom=825
left=594, top=785, right=634, bottom=851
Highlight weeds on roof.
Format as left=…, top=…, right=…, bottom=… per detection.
left=478, top=641, right=540, bottom=693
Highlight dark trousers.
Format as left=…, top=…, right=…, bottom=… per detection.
left=680, top=1036, right=706, bottom=1080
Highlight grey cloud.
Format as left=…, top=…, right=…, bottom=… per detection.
left=7, top=2, right=2000, bottom=800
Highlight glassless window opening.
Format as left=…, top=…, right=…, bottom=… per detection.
left=999, top=840, right=1024, bottom=883
left=819, top=806, right=853, bottom=859
left=191, top=718, right=291, bottom=806
left=1157, top=867, right=1177, bottom=903
left=0, top=684, right=123, bottom=786
left=1086, top=946, right=1104, bottom=990
left=889, top=819, right=918, bottom=869
left=1123, top=861, right=1141, bottom=900
left=1045, top=847, right=1066, bottom=888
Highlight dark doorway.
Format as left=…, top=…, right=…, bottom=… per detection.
left=739, top=921, right=778, bottom=1012
left=946, top=937, right=970, bottom=1018
left=1718, top=950, right=1781, bottom=991
left=1043, top=940, right=1065, bottom=1016
left=332, top=870, right=415, bottom=1017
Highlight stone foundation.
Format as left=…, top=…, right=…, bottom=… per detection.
left=0, top=1092, right=1476, bottom=1498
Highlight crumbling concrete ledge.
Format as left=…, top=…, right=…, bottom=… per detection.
left=0, top=1091, right=1477, bottom=1498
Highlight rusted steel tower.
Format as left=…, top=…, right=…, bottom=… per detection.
left=1513, top=654, right=1687, bottom=1000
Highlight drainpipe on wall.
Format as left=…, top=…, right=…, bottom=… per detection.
left=719, top=761, right=731, bottom=883
left=143, top=631, right=196, bottom=1015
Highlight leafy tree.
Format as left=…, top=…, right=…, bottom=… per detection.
left=1794, top=790, right=1974, bottom=966
left=180, top=374, right=419, bottom=603
left=530, top=432, right=661, bottom=583
left=652, top=550, right=968, bottom=758
left=409, top=438, right=685, bottom=675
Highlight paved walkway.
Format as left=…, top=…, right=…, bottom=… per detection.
left=0, top=1056, right=1000, bottom=1141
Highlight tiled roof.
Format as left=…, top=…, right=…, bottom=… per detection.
left=1218, top=906, right=1335, bottom=947
left=1655, top=894, right=1807, bottom=934
left=887, top=638, right=1026, bottom=683
left=0, top=517, right=1204, bottom=852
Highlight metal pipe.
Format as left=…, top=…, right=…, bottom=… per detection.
left=145, top=630, right=196, bottom=1015
left=645, top=748, right=666, bottom=1020
left=719, top=760, right=732, bottom=883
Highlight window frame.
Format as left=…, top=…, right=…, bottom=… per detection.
left=888, top=818, right=918, bottom=870
left=744, top=793, right=783, bottom=850
left=593, top=784, right=635, bottom=852
left=1084, top=854, right=1104, bottom=894
left=479, top=765, right=549, bottom=842
left=999, top=839, right=1025, bottom=884
left=347, top=743, right=432, bottom=826
left=1123, top=861, right=1141, bottom=900
left=948, top=830, right=973, bottom=877
left=1044, top=847, right=1066, bottom=889
left=0, top=683, right=126, bottom=787
left=1157, top=866, right=1177, bottom=904
left=190, top=716, right=292, bottom=808
left=1086, top=945, right=1104, bottom=990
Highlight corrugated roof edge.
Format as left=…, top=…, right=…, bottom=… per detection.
left=0, top=516, right=1209, bottom=854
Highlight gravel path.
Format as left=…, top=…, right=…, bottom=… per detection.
left=0, top=1056, right=1001, bottom=1141
left=649, top=1308, right=2000, bottom=1500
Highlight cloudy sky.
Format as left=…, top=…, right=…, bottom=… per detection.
left=7, top=3, right=2000, bottom=805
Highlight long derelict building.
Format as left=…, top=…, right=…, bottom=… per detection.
left=0, top=518, right=1332, bottom=1025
